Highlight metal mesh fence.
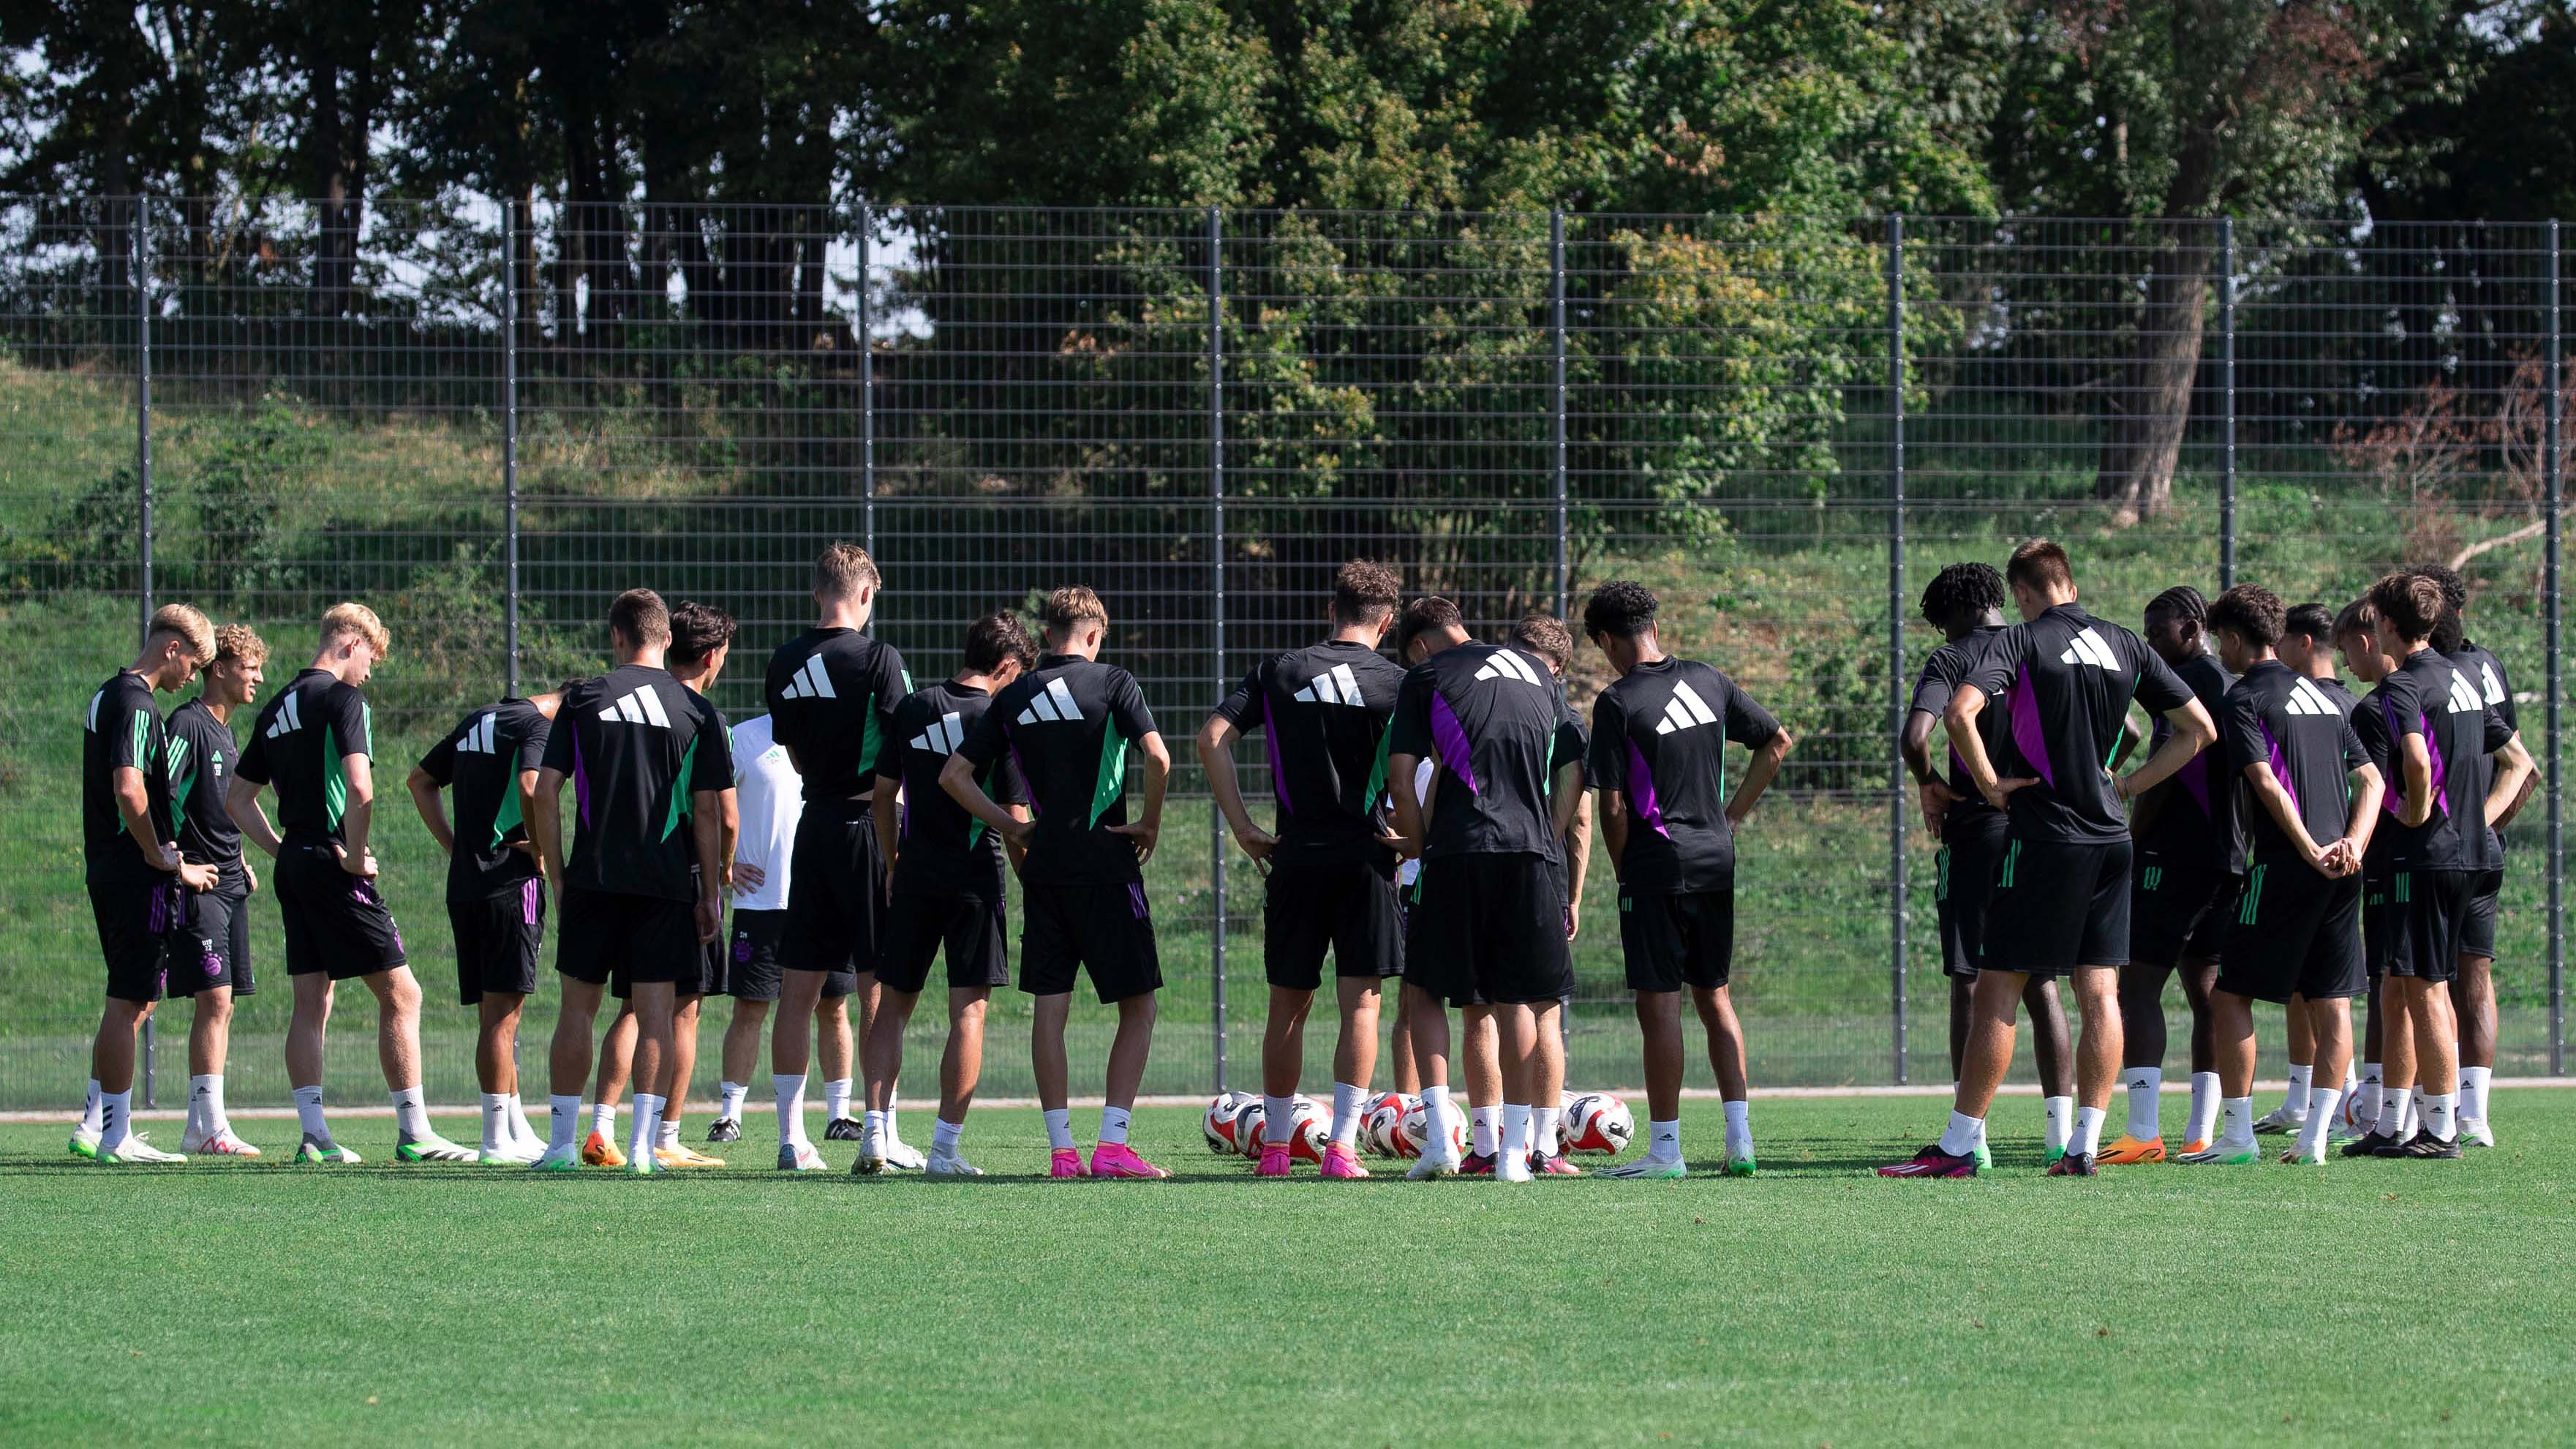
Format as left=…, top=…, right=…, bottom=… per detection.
left=0, top=198, right=2563, bottom=1109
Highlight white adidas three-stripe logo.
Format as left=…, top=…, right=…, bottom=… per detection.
left=1654, top=680, right=1720, bottom=736
left=2478, top=662, right=2505, bottom=704
left=911, top=711, right=966, bottom=754
left=264, top=691, right=305, bottom=739
left=1017, top=677, right=1083, bottom=726
left=2282, top=678, right=2337, bottom=717
left=2057, top=627, right=2119, bottom=670
left=1474, top=648, right=1548, bottom=688
left=458, top=712, right=502, bottom=753
left=2446, top=672, right=2483, bottom=715
left=1292, top=663, right=1366, bottom=707
left=779, top=656, right=837, bottom=701
left=597, top=688, right=673, bottom=728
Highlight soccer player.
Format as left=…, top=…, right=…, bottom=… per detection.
left=409, top=680, right=564, bottom=1164
left=1385, top=598, right=1588, bottom=1183
left=2193, top=585, right=2381, bottom=1167
left=1583, top=581, right=1791, bottom=1178
left=764, top=543, right=911, bottom=1171
left=1880, top=540, right=2215, bottom=1178
left=943, top=586, right=1174, bottom=1179
left=1900, top=563, right=2076, bottom=1167
left=165, top=624, right=269, bottom=1158
left=527, top=590, right=731, bottom=1173
left=2419, top=563, right=2528, bottom=1145
left=2106, top=585, right=2238, bottom=1164
left=230, top=603, right=473, bottom=1163
left=2253, top=601, right=2364, bottom=1137
left=1198, top=561, right=1408, bottom=1180
left=76, top=603, right=218, bottom=1164
left=865, top=610, right=1038, bottom=1175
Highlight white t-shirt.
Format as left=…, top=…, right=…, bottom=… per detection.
left=730, top=714, right=804, bottom=912
left=1394, top=759, right=1435, bottom=889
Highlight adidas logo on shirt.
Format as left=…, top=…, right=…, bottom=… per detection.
left=597, top=688, right=674, bottom=728
left=911, top=711, right=967, bottom=755
left=1016, top=677, right=1084, bottom=726
left=1473, top=649, right=1548, bottom=688
left=779, top=656, right=837, bottom=701
left=83, top=691, right=101, bottom=731
left=2283, top=678, right=2338, bottom=717
left=457, top=712, right=502, bottom=753
left=264, top=691, right=306, bottom=739
left=2057, top=628, right=2119, bottom=670
left=2446, top=672, right=2484, bottom=715
left=1292, top=663, right=1367, bottom=707
left=2478, top=662, right=2506, bottom=704
left=1654, top=680, right=1721, bottom=736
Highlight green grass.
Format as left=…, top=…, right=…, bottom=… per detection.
left=4, top=1093, right=2573, bottom=1447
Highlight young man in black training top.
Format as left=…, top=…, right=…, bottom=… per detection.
left=165, top=624, right=269, bottom=1159
left=1902, top=563, right=2076, bottom=1167
left=75, top=603, right=218, bottom=1164
left=1199, top=560, right=1409, bottom=1181
left=1386, top=597, right=1589, bottom=1183
left=1584, top=581, right=1791, bottom=1179
left=2336, top=601, right=2413, bottom=1145
left=2342, top=573, right=2531, bottom=1159
left=232, top=603, right=471, bottom=1164
left=944, top=587, right=1174, bottom=1179
left=1881, top=540, right=2215, bottom=1178
left=2416, top=562, right=2528, bottom=1145
left=528, top=589, right=731, bottom=1174
left=2108, top=585, right=2239, bottom=1164
left=2194, top=585, right=2382, bottom=1167
left=863, top=609, right=1036, bottom=1177
left=410, top=677, right=564, bottom=1164
left=764, top=542, right=912, bottom=1170
left=584, top=602, right=741, bottom=1169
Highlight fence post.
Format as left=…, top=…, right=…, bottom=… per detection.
left=1208, top=206, right=1228, bottom=1095
left=502, top=198, right=522, bottom=695
left=2549, top=218, right=2564, bottom=1075
left=133, top=196, right=155, bottom=1109
left=1886, top=214, right=1907, bottom=1086
left=1551, top=209, right=1569, bottom=615
left=2219, top=217, right=2237, bottom=590
left=859, top=195, right=875, bottom=557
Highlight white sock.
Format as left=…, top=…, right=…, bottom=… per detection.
left=823, top=1077, right=854, bottom=1122
left=549, top=1094, right=580, bottom=1152
left=717, top=1080, right=747, bottom=1123
left=2218, top=1096, right=2254, bottom=1148
left=1533, top=1105, right=1562, bottom=1159
left=2283, top=1064, right=2314, bottom=1115
left=1501, top=1103, right=1532, bottom=1161
left=884, top=1089, right=902, bottom=1143
left=1044, top=1107, right=1075, bottom=1151
left=933, top=1117, right=965, bottom=1156
left=2357, top=1062, right=2384, bottom=1127
left=1971, top=1116, right=1989, bottom=1152
left=481, top=1092, right=509, bottom=1151
left=590, top=1101, right=615, bottom=1139
left=1646, top=1117, right=1681, bottom=1162
left=1420, top=1085, right=1457, bottom=1159
left=81, top=1078, right=103, bottom=1134
left=2411, top=1086, right=2427, bottom=1137
left=391, top=1085, right=431, bottom=1141
left=2125, top=1067, right=2163, bottom=1139
left=100, top=1088, right=133, bottom=1151
left=188, top=1074, right=219, bottom=1138
left=2296, top=1087, right=2341, bottom=1159
left=2460, top=1064, right=2492, bottom=1123
left=2074, top=1104, right=2107, bottom=1158
left=510, top=1094, right=541, bottom=1147
left=2043, top=1096, right=2074, bottom=1155
left=863, top=1108, right=888, bottom=1156
left=1722, top=1099, right=1752, bottom=1161
left=657, top=1119, right=679, bottom=1151
left=2422, top=1091, right=2458, bottom=1143
left=1938, top=1110, right=1982, bottom=1156
left=2187, top=1071, right=2222, bottom=1144
left=1100, top=1104, right=1132, bottom=1145
left=2342, top=1061, right=2359, bottom=1096
left=2387, top=1087, right=2416, bottom=1140
left=1330, top=1082, right=1364, bottom=1145
left=294, top=1084, right=329, bottom=1140
left=628, top=1093, right=664, bottom=1162
left=1263, top=1094, right=1295, bottom=1145
left=1470, top=1104, right=1499, bottom=1156
left=773, top=1073, right=807, bottom=1147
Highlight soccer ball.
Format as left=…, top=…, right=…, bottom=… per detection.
left=1204, top=1092, right=1257, bottom=1153
left=1233, top=1099, right=1268, bottom=1159
left=1361, top=1092, right=1411, bottom=1156
left=1284, top=1095, right=1330, bottom=1162
left=1394, top=1099, right=1467, bottom=1161
left=1562, top=1092, right=1635, bottom=1155
left=2340, top=1085, right=2376, bottom=1137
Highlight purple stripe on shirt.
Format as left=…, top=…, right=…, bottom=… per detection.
left=1262, top=689, right=1292, bottom=816
left=2175, top=748, right=2212, bottom=818
left=571, top=728, right=592, bottom=829
left=2422, top=710, right=2451, bottom=816
left=2008, top=663, right=2055, bottom=789
left=1626, top=736, right=1672, bottom=838
left=1429, top=693, right=1479, bottom=795
left=1009, top=738, right=1039, bottom=817
left=2260, top=719, right=2301, bottom=822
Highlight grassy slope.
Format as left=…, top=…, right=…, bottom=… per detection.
left=1, top=1094, right=2572, bottom=1448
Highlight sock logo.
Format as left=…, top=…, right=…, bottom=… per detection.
left=1016, top=677, right=1084, bottom=725
left=2057, top=627, right=2119, bottom=670
left=1472, top=647, right=1549, bottom=688
left=909, top=710, right=966, bottom=754
left=779, top=655, right=837, bottom=701
left=1292, top=663, right=1367, bottom=706
left=596, top=687, right=674, bottom=728
left=1654, top=680, right=1721, bottom=736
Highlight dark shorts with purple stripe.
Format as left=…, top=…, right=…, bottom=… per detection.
left=1020, top=882, right=1161, bottom=1004
left=449, top=878, right=546, bottom=1004
left=166, top=868, right=254, bottom=998
left=275, top=842, right=407, bottom=981
left=91, top=876, right=177, bottom=1003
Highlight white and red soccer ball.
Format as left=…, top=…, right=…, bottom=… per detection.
left=1235, top=1094, right=1328, bottom=1162
left=1361, top=1092, right=1412, bottom=1157
left=1393, top=1098, right=1469, bottom=1161
left=1204, top=1091, right=1258, bottom=1153
left=1561, top=1091, right=1635, bottom=1155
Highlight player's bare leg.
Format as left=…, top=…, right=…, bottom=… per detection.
left=1693, top=985, right=1755, bottom=1173
left=367, top=966, right=467, bottom=1162
left=1031, top=990, right=1079, bottom=1174
left=1604, top=990, right=1689, bottom=1177
left=1389, top=988, right=1423, bottom=1096
left=2025, top=976, right=2076, bottom=1161
left=709, top=997, right=769, bottom=1142
left=1256, top=984, right=1314, bottom=1174
left=2389, top=976, right=2463, bottom=1156
left=2260, top=992, right=2319, bottom=1136
left=924, top=986, right=990, bottom=1173
left=1088, top=991, right=1164, bottom=1178
left=537, top=976, right=608, bottom=1170
left=1462, top=1004, right=1502, bottom=1168
left=472, top=990, right=540, bottom=1162
left=1526, top=998, right=1574, bottom=1175
left=652, top=994, right=720, bottom=1166
left=1401, top=982, right=1461, bottom=1177
left=2284, top=995, right=2353, bottom=1163
left=589, top=1004, right=638, bottom=1165
left=620, top=980, right=676, bottom=1172
left=2113, top=960, right=2176, bottom=1154
left=181, top=985, right=252, bottom=1154
left=86, top=996, right=157, bottom=1159
left=2175, top=955, right=2223, bottom=1150
left=2449, top=955, right=2498, bottom=1143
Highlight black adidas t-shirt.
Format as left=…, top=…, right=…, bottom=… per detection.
left=957, top=654, right=1160, bottom=887
left=418, top=697, right=553, bottom=902
left=539, top=664, right=732, bottom=901
left=2447, top=640, right=2517, bottom=860
left=764, top=627, right=910, bottom=804
left=2223, top=660, right=2368, bottom=870
left=2138, top=651, right=2238, bottom=865
left=877, top=680, right=1025, bottom=899
left=1589, top=657, right=1780, bottom=894
left=165, top=697, right=244, bottom=871
left=1213, top=639, right=1407, bottom=869
left=2373, top=649, right=2512, bottom=873
left=83, top=670, right=173, bottom=887
left=236, top=669, right=374, bottom=848
left=1908, top=625, right=2008, bottom=841
left=1385, top=642, right=1586, bottom=862
left=1962, top=604, right=2194, bottom=846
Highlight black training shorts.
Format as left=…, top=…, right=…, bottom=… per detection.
left=1263, top=858, right=1403, bottom=992
left=2215, top=858, right=2364, bottom=1004
left=877, top=889, right=1009, bottom=995
left=2461, top=867, right=2504, bottom=961
left=1618, top=888, right=1734, bottom=993
left=782, top=801, right=886, bottom=976
left=91, top=876, right=176, bottom=1003
left=1935, top=816, right=2008, bottom=982
left=166, top=869, right=254, bottom=998
left=1403, top=852, right=1573, bottom=1007
left=275, top=842, right=407, bottom=981
left=557, top=886, right=701, bottom=989
left=728, top=908, right=855, bottom=1001
left=2130, top=843, right=2234, bottom=968
left=449, top=879, right=544, bottom=1005
left=2379, top=867, right=2473, bottom=985
left=1020, top=881, right=1161, bottom=1004
left=1979, top=835, right=2131, bottom=979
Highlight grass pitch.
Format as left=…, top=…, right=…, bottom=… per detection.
left=4, top=1092, right=2572, bottom=1448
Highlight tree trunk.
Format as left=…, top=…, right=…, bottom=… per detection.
left=2093, top=231, right=2212, bottom=525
